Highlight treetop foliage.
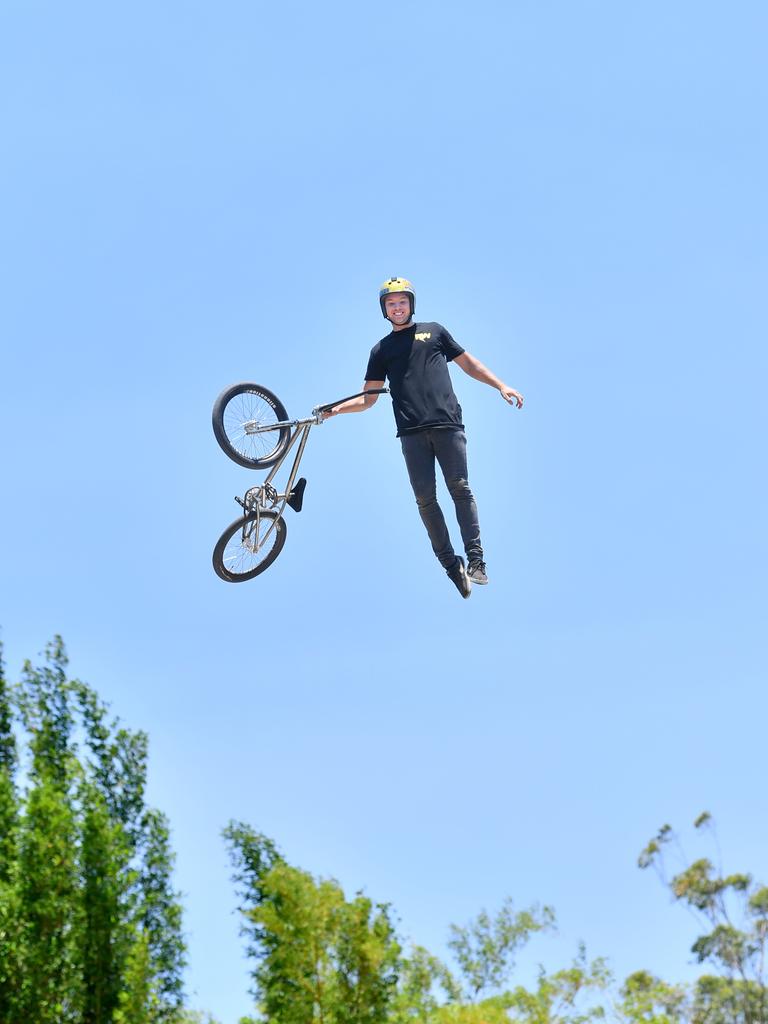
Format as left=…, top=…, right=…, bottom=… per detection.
left=4, top=636, right=767, bottom=1024
left=0, top=635, right=185, bottom=1024
left=638, top=814, right=768, bottom=1024
left=447, top=898, right=556, bottom=1000
left=218, top=813, right=768, bottom=1024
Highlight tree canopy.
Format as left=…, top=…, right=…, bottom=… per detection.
left=0, top=637, right=185, bottom=1024
left=2, top=635, right=765, bottom=1024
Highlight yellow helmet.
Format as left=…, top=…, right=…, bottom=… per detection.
left=379, top=277, right=415, bottom=319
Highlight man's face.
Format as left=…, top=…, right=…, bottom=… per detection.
left=384, top=292, right=413, bottom=327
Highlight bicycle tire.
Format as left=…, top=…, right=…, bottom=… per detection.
left=212, top=383, right=291, bottom=469
left=212, top=510, right=287, bottom=582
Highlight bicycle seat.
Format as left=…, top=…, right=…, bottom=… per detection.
left=287, top=477, right=307, bottom=513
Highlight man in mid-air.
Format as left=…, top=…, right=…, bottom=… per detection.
left=325, top=277, right=524, bottom=599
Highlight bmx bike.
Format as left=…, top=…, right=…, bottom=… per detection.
left=211, top=382, right=389, bottom=581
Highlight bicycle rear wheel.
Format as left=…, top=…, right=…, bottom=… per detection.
left=212, top=383, right=290, bottom=469
left=212, top=510, right=287, bottom=582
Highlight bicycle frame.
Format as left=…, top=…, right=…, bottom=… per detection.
left=234, top=387, right=388, bottom=551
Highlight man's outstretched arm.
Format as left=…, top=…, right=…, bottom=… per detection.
left=454, top=352, right=524, bottom=408
left=323, top=381, right=386, bottom=418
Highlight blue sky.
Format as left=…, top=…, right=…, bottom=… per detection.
left=2, top=1, right=767, bottom=1020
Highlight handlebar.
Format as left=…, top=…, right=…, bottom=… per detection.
left=313, top=386, right=389, bottom=418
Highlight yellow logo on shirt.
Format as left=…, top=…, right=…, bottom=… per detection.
left=415, top=332, right=431, bottom=342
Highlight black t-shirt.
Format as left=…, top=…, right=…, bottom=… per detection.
left=365, top=321, right=465, bottom=436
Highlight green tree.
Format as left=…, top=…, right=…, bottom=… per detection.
left=0, top=639, right=21, bottom=1020
left=78, top=782, right=123, bottom=1018
left=432, top=995, right=517, bottom=1024
left=136, top=808, right=186, bottom=1019
left=640, top=813, right=768, bottom=1024
left=0, top=636, right=186, bottom=1024
left=447, top=898, right=556, bottom=1001
left=0, top=640, right=17, bottom=871
left=14, top=638, right=83, bottom=1022
left=391, top=944, right=459, bottom=1023
left=690, top=974, right=767, bottom=1024
left=617, top=971, right=688, bottom=1024
left=334, top=892, right=401, bottom=1023
left=503, top=946, right=611, bottom=1024
left=224, top=821, right=401, bottom=1024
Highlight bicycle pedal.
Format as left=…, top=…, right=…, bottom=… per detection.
left=287, top=477, right=307, bottom=513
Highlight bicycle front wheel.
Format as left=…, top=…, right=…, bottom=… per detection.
left=212, top=383, right=291, bottom=469
left=212, top=510, right=287, bottom=582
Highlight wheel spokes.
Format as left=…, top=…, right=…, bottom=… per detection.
left=222, top=392, right=283, bottom=461
left=222, top=516, right=281, bottom=576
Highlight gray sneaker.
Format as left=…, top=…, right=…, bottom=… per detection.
left=446, top=556, right=472, bottom=598
left=467, top=560, right=488, bottom=585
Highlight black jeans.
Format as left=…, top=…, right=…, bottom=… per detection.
left=400, top=428, right=483, bottom=569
